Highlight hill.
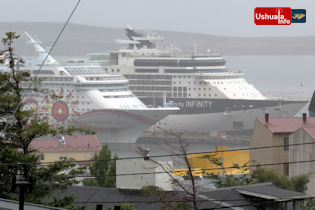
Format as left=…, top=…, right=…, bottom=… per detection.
left=0, top=22, right=314, bottom=56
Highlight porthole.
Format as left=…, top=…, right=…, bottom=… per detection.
left=111, top=69, right=114, bottom=72
left=215, top=94, right=217, bottom=97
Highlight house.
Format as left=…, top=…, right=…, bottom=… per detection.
left=116, top=159, right=173, bottom=191
left=250, top=114, right=315, bottom=175
left=0, top=197, right=65, bottom=210
left=50, top=182, right=307, bottom=210
left=29, top=135, right=102, bottom=163
left=289, top=127, right=315, bottom=196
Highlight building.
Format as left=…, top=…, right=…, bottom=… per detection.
left=186, top=146, right=249, bottom=175
left=289, top=127, right=315, bottom=196
left=0, top=198, right=65, bottom=210
left=250, top=114, right=315, bottom=175
left=49, top=182, right=307, bottom=210
left=116, top=159, right=173, bottom=191
left=29, top=135, right=102, bottom=163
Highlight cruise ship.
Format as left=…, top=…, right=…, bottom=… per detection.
left=0, top=32, right=179, bottom=143
left=104, top=25, right=308, bottom=135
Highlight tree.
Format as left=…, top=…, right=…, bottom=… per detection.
left=0, top=32, right=95, bottom=203
left=83, top=144, right=119, bottom=188
left=202, top=153, right=310, bottom=193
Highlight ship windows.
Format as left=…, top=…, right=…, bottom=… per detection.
left=183, top=87, right=187, bottom=91
left=117, top=69, right=120, bottom=72
left=178, top=87, right=182, bottom=91
left=112, top=69, right=114, bottom=72
left=204, top=88, right=206, bottom=90
left=209, top=94, right=211, bottom=96
left=194, top=88, right=196, bottom=90
left=173, top=87, right=177, bottom=91
left=214, top=82, right=216, bottom=84
left=215, top=94, right=217, bottom=97
left=189, top=88, right=191, bottom=90
left=188, top=82, right=190, bottom=84
left=204, top=94, right=206, bottom=96
left=209, top=88, right=211, bottom=90
left=194, top=82, right=196, bottom=85
left=179, top=76, right=181, bottom=78
left=189, top=94, right=191, bottom=96
left=179, top=82, right=181, bottom=84
left=174, top=82, right=176, bottom=84
left=199, top=94, right=201, bottom=96
left=224, top=88, right=226, bottom=90
left=199, top=88, right=201, bottom=90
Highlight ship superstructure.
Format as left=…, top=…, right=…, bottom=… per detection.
left=0, top=32, right=179, bottom=143
left=105, top=25, right=308, bottom=135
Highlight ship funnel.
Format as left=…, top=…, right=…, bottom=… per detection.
left=265, top=113, right=269, bottom=123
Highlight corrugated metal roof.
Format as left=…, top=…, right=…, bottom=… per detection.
left=29, top=135, right=102, bottom=152
left=257, top=117, right=315, bottom=134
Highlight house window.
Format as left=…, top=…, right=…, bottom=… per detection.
left=38, top=154, right=44, bottom=160
left=284, top=137, right=289, bottom=151
left=284, top=163, right=289, bottom=175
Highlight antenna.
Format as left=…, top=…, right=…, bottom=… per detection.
left=127, top=24, right=132, bottom=30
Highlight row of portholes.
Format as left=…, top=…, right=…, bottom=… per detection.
left=174, top=76, right=191, bottom=79
left=189, top=88, right=212, bottom=91
left=112, top=69, right=120, bottom=73
left=187, top=93, right=217, bottom=97
left=214, top=81, right=246, bottom=85
left=120, top=104, right=141, bottom=109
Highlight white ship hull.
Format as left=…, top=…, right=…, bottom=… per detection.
left=74, top=109, right=177, bottom=143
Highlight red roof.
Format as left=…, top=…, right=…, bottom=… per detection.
left=257, top=117, right=315, bottom=134
left=29, top=135, right=102, bottom=152
left=302, top=127, right=315, bottom=139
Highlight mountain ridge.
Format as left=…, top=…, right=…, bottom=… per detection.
left=0, top=22, right=314, bottom=56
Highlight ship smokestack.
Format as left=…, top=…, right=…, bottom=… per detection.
left=265, top=114, right=269, bottom=123
left=303, top=113, right=307, bottom=123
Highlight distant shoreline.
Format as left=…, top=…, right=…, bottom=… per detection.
left=1, top=22, right=314, bottom=56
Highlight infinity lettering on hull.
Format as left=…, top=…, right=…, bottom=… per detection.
left=170, top=101, right=213, bottom=108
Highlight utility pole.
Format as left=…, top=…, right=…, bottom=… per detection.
left=16, top=181, right=31, bottom=210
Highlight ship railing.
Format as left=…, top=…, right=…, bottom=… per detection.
left=265, top=96, right=310, bottom=101
left=127, top=53, right=221, bottom=59
left=34, top=62, right=101, bottom=67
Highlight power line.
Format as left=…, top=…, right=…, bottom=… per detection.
left=1, top=0, right=81, bottom=134
left=0, top=139, right=314, bottom=166
left=2, top=157, right=314, bottom=179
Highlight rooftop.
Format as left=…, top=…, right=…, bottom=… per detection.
left=256, top=116, right=315, bottom=134
left=29, top=135, right=102, bottom=152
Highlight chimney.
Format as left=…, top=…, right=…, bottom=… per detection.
left=265, top=113, right=269, bottom=123
left=303, top=113, right=307, bottom=123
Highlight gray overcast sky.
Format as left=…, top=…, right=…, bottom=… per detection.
left=1, top=0, right=314, bottom=37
